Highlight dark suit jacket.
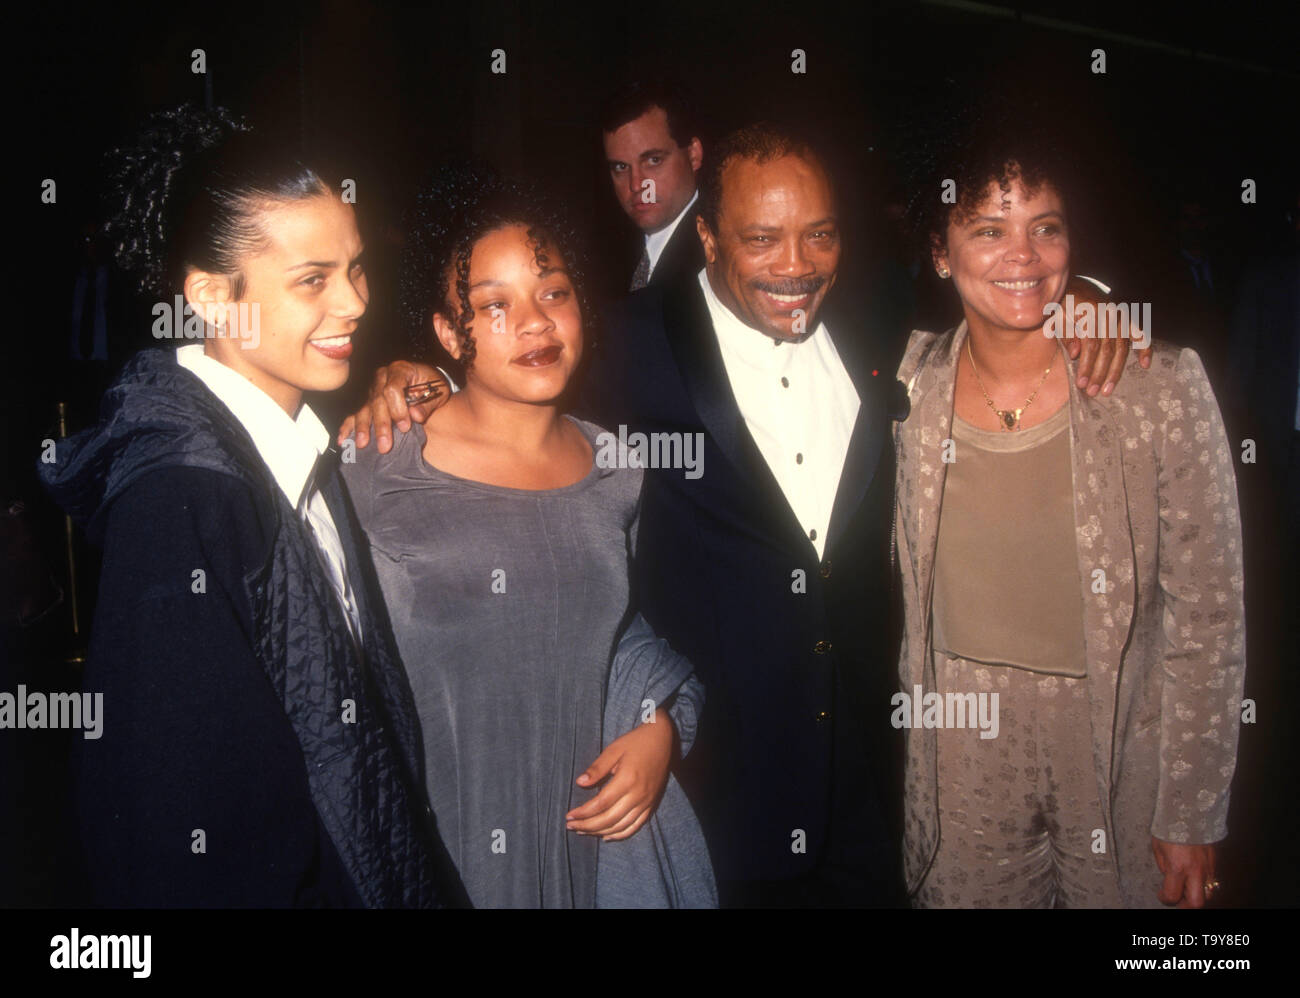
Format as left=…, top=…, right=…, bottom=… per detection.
left=581, top=277, right=904, bottom=898
left=625, top=195, right=706, bottom=292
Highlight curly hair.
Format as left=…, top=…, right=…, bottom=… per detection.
left=898, top=85, right=1081, bottom=259
left=102, top=104, right=334, bottom=299
left=400, top=163, right=593, bottom=372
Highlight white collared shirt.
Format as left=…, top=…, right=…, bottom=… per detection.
left=644, top=190, right=699, bottom=278
left=175, top=345, right=363, bottom=643
left=698, top=270, right=859, bottom=558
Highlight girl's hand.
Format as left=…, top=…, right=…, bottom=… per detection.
left=566, top=708, right=674, bottom=841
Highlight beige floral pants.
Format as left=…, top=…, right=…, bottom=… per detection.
left=913, top=653, right=1142, bottom=908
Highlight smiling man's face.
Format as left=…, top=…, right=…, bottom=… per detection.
left=697, top=152, right=839, bottom=341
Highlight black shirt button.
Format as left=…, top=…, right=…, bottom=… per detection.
left=820, top=559, right=831, bottom=578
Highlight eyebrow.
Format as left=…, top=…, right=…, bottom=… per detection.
left=740, top=218, right=837, bottom=233
left=968, top=211, right=1063, bottom=225
left=285, top=248, right=366, bottom=272
left=607, top=148, right=671, bottom=167
left=469, top=267, right=569, bottom=292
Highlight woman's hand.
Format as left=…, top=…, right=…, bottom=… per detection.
left=1152, top=837, right=1218, bottom=908
left=337, top=361, right=448, bottom=452
left=566, top=708, right=674, bottom=841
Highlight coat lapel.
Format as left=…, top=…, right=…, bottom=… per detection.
left=317, top=455, right=426, bottom=788
left=900, top=324, right=962, bottom=616
left=824, top=317, right=886, bottom=556
left=893, top=324, right=959, bottom=892
left=1066, top=363, right=1137, bottom=796
left=660, top=280, right=807, bottom=548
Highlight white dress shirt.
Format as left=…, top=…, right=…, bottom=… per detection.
left=644, top=190, right=699, bottom=279
left=698, top=270, right=859, bottom=558
left=175, top=345, right=363, bottom=643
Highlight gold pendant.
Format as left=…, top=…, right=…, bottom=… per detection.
left=1001, top=408, right=1022, bottom=430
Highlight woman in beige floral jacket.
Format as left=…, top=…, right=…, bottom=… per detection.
left=894, top=158, right=1246, bottom=908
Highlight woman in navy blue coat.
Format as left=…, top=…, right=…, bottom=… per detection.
left=40, top=106, right=458, bottom=907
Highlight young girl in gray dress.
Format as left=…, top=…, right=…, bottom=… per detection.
left=341, top=168, right=714, bottom=908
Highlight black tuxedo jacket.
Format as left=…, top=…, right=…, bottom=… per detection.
left=582, top=277, right=904, bottom=896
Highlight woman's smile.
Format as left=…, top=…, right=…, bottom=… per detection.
left=308, top=333, right=354, bottom=360
left=989, top=277, right=1046, bottom=293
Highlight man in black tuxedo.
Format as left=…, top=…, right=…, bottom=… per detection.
left=600, top=80, right=705, bottom=292
left=585, top=123, right=905, bottom=906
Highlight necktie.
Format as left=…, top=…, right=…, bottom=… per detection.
left=630, top=245, right=651, bottom=291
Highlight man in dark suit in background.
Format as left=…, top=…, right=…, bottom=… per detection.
left=600, top=80, right=705, bottom=292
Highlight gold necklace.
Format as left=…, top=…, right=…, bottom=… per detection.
left=966, top=338, right=1055, bottom=431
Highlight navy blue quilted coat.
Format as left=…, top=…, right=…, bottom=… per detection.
left=40, top=348, right=458, bottom=907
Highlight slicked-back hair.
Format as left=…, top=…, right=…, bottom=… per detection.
left=102, top=104, right=334, bottom=300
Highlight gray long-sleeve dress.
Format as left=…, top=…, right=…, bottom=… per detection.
left=342, top=416, right=665, bottom=907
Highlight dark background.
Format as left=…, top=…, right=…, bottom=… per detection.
left=5, top=0, right=1297, bottom=907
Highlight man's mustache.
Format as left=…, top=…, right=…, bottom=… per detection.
left=751, top=276, right=827, bottom=296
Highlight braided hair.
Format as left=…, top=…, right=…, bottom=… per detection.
left=400, top=163, right=592, bottom=372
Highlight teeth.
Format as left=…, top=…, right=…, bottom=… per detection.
left=312, top=335, right=351, bottom=347
left=767, top=292, right=808, bottom=302
left=992, top=280, right=1041, bottom=290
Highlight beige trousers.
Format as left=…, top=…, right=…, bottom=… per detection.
left=913, top=653, right=1130, bottom=909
